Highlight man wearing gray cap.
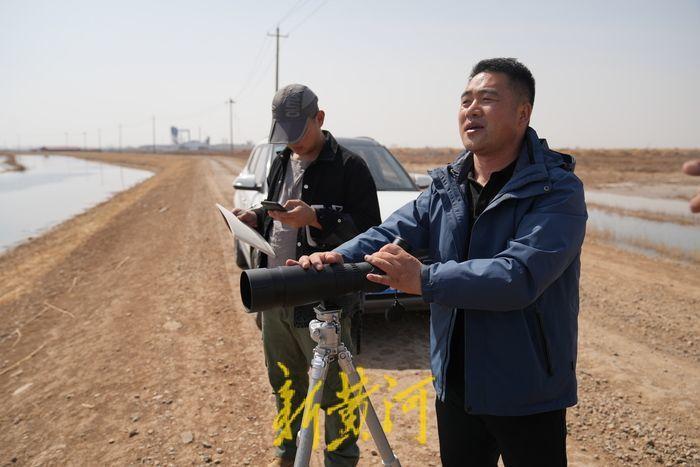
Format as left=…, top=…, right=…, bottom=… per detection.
left=233, top=84, right=381, bottom=467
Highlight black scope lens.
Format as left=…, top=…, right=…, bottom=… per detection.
left=240, top=262, right=388, bottom=313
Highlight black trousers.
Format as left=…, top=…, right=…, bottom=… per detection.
left=435, top=398, right=567, bottom=467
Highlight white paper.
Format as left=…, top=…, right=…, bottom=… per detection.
left=215, top=203, right=276, bottom=258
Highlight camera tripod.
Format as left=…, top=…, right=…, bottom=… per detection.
left=294, top=301, right=401, bottom=467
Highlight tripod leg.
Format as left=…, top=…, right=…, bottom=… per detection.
left=337, top=350, right=402, bottom=467
left=294, top=349, right=331, bottom=467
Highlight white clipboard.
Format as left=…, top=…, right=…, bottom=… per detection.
left=215, top=203, right=276, bottom=258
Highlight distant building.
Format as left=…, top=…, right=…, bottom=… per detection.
left=170, top=126, right=210, bottom=151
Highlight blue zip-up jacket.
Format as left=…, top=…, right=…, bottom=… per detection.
left=336, top=128, right=587, bottom=416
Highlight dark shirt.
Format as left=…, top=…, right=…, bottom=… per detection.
left=445, top=153, right=518, bottom=409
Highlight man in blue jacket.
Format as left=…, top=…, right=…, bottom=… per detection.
left=289, top=58, right=587, bottom=466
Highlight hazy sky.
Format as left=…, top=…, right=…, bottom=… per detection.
left=1, top=0, right=699, bottom=149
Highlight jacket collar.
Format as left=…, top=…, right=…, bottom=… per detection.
left=427, top=127, right=558, bottom=260
left=498, top=127, right=552, bottom=198
left=435, top=127, right=551, bottom=198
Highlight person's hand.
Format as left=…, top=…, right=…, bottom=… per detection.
left=268, top=199, right=321, bottom=229
left=232, top=208, right=257, bottom=228
left=364, top=243, right=422, bottom=295
left=682, top=159, right=700, bottom=213
left=285, top=251, right=344, bottom=270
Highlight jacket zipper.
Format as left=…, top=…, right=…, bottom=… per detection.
left=535, top=308, right=554, bottom=376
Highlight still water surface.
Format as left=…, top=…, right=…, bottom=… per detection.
left=0, top=155, right=153, bottom=252
left=1, top=155, right=697, bottom=259
left=587, top=208, right=700, bottom=256
left=586, top=190, right=694, bottom=218
left=585, top=189, right=699, bottom=256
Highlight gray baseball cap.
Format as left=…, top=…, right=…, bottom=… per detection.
left=269, top=84, right=319, bottom=144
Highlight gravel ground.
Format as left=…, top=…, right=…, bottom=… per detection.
left=0, top=150, right=697, bottom=466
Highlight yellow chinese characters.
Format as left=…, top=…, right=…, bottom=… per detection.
left=272, top=362, right=434, bottom=449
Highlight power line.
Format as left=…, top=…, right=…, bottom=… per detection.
left=275, top=0, right=312, bottom=28
left=19, top=1, right=334, bottom=150
left=266, top=0, right=330, bottom=93
left=248, top=51, right=276, bottom=95
left=287, top=0, right=330, bottom=34
left=230, top=0, right=329, bottom=101
left=233, top=36, right=274, bottom=100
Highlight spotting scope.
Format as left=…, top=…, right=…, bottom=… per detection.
left=240, top=238, right=410, bottom=313
left=241, top=262, right=388, bottom=312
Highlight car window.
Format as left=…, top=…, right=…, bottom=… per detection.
left=246, top=147, right=261, bottom=173
left=253, top=145, right=271, bottom=186
left=345, top=144, right=416, bottom=191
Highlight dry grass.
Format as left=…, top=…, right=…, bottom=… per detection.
left=390, top=147, right=700, bottom=186
left=1, top=154, right=27, bottom=172
left=586, top=202, right=700, bottom=226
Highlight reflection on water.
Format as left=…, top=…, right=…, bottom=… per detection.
left=586, top=190, right=694, bottom=218
left=0, top=155, right=153, bottom=252
left=588, top=208, right=700, bottom=255
left=2, top=158, right=696, bottom=260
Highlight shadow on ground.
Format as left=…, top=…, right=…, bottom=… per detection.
left=354, top=310, right=431, bottom=370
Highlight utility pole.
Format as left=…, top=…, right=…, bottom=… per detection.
left=118, top=124, right=122, bottom=152
left=226, top=98, right=235, bottom=154
left=267, top=26, right=288, bottom=91
left=152, top=116, right=156, bottom=153
left=98, top=129, right=102, bottom=151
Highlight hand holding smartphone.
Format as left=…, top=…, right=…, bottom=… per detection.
left=261, top=200, right=288, bottom=212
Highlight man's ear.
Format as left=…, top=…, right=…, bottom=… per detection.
left=316, top=110, right=325, bottom=127
left=518, top=102, right=532, bottom=127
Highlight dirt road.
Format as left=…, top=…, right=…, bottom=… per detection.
left=1, top=151, right=698, bottom=466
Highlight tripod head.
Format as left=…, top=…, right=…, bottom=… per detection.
left=307, top=301, right=344, bottom=350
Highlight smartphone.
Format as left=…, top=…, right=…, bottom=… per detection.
left=261, top=200, right=287, bottom=212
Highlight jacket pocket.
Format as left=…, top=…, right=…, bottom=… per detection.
left=534, top=308, right=554, bottom=376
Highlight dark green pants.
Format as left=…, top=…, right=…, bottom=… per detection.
left=262, top=307, right=360, bottom=467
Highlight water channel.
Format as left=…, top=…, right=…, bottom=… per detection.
left=587, top=209, right=699, bottom=256
left=1, top=154, right=697, bottom=259
left=585, top=190, right=699, bottom=257
left=0, top=154, right=153, bottom=253
left=586, top=190, right=695, bottom=218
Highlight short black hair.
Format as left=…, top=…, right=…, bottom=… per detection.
left=469, top=58, right=535, bottom=106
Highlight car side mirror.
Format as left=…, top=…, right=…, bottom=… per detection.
left=233, top=174, right=261, bottom=191
left=411, top=173, right=431, bottom=189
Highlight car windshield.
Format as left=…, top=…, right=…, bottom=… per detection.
left=343, top=143, right=416, bottom=191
